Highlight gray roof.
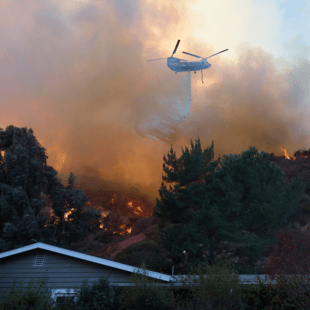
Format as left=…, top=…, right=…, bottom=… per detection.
left=172, top=274, right=277, bottom=285
left=0, top=242, right=174, bottom=282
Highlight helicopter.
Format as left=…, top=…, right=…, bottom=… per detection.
left=147, top=40, right=228, bottom=83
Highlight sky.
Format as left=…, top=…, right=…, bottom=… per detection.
left=0, top=0, right=309, bottom=200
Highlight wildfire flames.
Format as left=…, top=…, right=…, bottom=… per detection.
left=281, top=147, right=293, bottom=160
left=86, top=191, right=151, bottom=236
left=280, top=147, right=309, bottom=160
left=48, top=148, right=310, bottom=235
left=64, top=209, right=75, bottom=221
left=41, top=190, right=147, bottom=236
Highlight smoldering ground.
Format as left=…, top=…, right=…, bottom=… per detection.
left=0, top=1, right=309, bottom=203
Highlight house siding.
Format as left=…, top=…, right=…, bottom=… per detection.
left=0, top=249, right=132, bottom=294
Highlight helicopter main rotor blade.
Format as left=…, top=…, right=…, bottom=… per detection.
left=206, top=49, right=228, bottom=59
left=182, top=51, right=202, bottom=58
left=172, top=40, right=180, bottom=56
left=147, top=57, right=168, bottom=62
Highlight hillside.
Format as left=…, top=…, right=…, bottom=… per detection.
left=67, top=150, right=310, bottom=275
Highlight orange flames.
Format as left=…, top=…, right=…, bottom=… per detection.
left=64, top=208, right=75, bottom=221
left=280, top=147, right=309, bottom=160
left=281, top=147, right=292, bottom=160
left=43, top=189, right=150, bottom=235
left=95, top=195, right=149, bottom=236
left=118, top=224, right=132, bottom=235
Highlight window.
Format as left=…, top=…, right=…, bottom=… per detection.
left=51, top=289, right=80, bottom=304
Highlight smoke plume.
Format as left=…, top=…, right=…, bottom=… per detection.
left=0, top=0, right=309, bottom=202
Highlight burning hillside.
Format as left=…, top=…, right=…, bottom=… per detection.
left=82, top=188, right=154, bottom=237
left=270, top=148, right=310, bottom=212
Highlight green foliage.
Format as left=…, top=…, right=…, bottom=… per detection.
left=45, top=171, right=102, bottom=245
left=154, top=138, right=305, bottom=272
left=154, top=138, right=220, bottom=270
left=211, top=147, right=305, bottom=266
left=0, top=278, right=53, bottom=310
left=94, top=230, right=114, bottom=244
left=0, top=126, right=101, bottom=251
left=144, top=252, right=173, bottom=274
left=74, top=277, right=116, bottom=310
left=154, top=139, right=218, bottom=227
left=119, top=262, right=175, bottom=310
left=242, top=278, right=298, bottom=310
left=115, top=239, right=169, bottom=271
left=178, top=255, right=245, bottom=310
left=0, top=273, right=304, bottom=310
left=232, top=264, right=257, bottom=275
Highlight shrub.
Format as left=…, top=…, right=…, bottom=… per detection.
left=0, top=278, right=53, bottom=310
left=178, top=255, right=244, bottom=310
left=263, top=226, right=310, bottom=309
left=119, top=262, right=175, bottom=310
left=75, top=277, right=116, bottom=310
left=242, top=277, right=298, bottom=310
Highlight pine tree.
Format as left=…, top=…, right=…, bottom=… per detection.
left=154, top=139, right=305, bottom=273
left=154, top=138, right=221, bottom=271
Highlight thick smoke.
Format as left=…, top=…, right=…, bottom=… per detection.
left=134, top=71, right=191, bottom=142
left=182, top=43, right=310, bottom=156
left=0, top=0, right=309, bottom=202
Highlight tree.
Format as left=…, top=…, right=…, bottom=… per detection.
left=0, top=125, right=100, bottom=251
left=0, top=278, right=53, bottom=309
left=0, top=126, right=49, bottom=250
left=263, top=226, right=310, bottom=309
left=154, top=139, right=304, bottom=273
left=45, top=171, right=101, bottom=245
left=209, top=147, right=304, bottom=268
left=154, top=138, right=220, bottom=272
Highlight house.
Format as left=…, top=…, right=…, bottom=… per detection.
left=0, top=242, right=287, bottom=303
left=0, top=242, right=174, bottom=302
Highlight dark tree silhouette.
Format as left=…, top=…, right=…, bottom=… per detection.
left=0, top=125, right=100, bottom=251
left=154, top=138, right=305, bottom=273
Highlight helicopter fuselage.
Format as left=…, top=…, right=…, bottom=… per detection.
left=167, top=57, right=211, bottom=72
